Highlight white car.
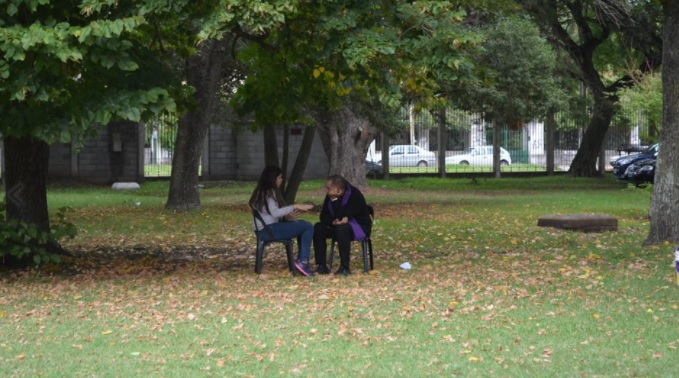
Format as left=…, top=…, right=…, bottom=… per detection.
left=379, top=145, right=437, bottom=167
left=445, top=146, right=512, bottom=166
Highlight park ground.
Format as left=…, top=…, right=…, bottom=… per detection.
left=1, top=176, right=678, bottom=377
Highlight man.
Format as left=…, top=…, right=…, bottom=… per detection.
left=314, top=174, right=371, bottom=275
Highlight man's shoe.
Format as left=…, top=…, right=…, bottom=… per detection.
left=335, top=266, right=351, bottom=276
left=316, top=264, right=331, bottom=275
left=294, top=260, right=315, bottom=277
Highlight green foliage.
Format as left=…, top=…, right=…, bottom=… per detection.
left=0, top=0, right=218, bottom=142
left=0, top=202, right=77, bottom=266
left=230, top=1, right=481, bottom=128
left=619, top=71, right=662, bottom=142
left=458, top=16, right=567, bottom=125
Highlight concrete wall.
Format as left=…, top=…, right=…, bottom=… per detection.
left=48, top=121, right=144, bottom=184
left=202, top=124, right=330, bottom=181
left=44, top=122, right=329, bottom=183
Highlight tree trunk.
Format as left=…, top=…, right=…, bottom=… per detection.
left=381, top=132, right=390, bottom=179
left=646, top=1, right=679, bottom=245
left=546, top=112, right=555, bottom=175
left=4, top=136, right=50, bottom=231
left=317, top=107, right=378, bottom=187
left=166, top=39, right=228, bottom=211
left=3, top=136, right=51, bottom=266
left=568, top=97, right=615, bottom=177
left=263, top=124, right=280, bottom=168
left=492, top=118, right=502, bottom=178
left=283, top=126, right=316, bottom=204
left=281, top=124, right=289, bottom=188
left=437, top=108, right=447, bottom=178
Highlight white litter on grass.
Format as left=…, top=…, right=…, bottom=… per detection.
left=400, top=262, right=412, bottom=270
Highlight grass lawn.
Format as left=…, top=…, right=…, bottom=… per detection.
left=2, top=176, right=678, bottom=377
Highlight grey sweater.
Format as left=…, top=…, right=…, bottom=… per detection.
left=253, top=194, right=294, bottom=231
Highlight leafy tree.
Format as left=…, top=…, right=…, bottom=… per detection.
left=518, top=0, right=663, bottom=176
left=230, top=1, right=479, bottom=188
left=619, top=71, right=662, bottom=142
left=450, top=16, right=566, bottom=177
left=165, top=1, right=298, bottom=210
left=0, top=0, right=214, bottom=266
left=646, top=0, right=679, bottom=245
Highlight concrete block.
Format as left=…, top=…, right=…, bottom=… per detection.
left=112, top=182, right=140, bottom=190
left=538, top=214, right=618, bottom=232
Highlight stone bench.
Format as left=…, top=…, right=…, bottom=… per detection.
left=537, top=214, right=618, bottom=232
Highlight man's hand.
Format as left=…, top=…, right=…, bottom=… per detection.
left=332, top=217, right=349, bottom=226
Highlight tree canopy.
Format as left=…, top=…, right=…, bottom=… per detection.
left=0, top=1, right=221, bottom=141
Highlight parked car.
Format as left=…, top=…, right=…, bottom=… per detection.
left=445, top=146, right=512, bottom=166
left=611, top=143, right=659, bottom=179
left=379, top=145, right=436, bottom=167
left=365, top=160, right=383, bottom=175
left=623, top=157, right=656, bottom=186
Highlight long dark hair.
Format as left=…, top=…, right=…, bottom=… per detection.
left=249, top=166, right=286, bottom=213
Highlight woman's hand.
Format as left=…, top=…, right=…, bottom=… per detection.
left=294, top=203, right=314, bottom=212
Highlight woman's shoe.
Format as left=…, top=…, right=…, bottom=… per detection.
left=294, top=260, right=315, bottom=277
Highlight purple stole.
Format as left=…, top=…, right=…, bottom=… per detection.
left=327, top=185, right=366, bottom=241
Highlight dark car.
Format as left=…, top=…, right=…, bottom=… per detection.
left=623, top=157, right=656, bottom=186
left=365, top=160, right=383, bottom=176
left=611, top=143, right=659, bottom=179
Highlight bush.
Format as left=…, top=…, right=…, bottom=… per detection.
left=0, top=202, right=77, bottom=266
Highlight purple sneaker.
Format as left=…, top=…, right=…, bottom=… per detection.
left=294, top=260, right=315, bottom=277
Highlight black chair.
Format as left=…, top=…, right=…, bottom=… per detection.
left=328, top=205, right=374, bottom=273
left=252, top=208, right=296, bottom=274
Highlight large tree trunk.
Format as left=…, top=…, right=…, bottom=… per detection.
left=646, top=1, right=679, bottom=245
left=4, top=136, right=50, bottom=231
left=3, top=136, right=51, bottom=266
left=317, top=107, right=378, bottom=188
left=166, top=39, right=228, bottom=211
left=568, top=96, right=615, bottom=176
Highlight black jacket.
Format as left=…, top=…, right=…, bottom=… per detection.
left=319, top=184, right=371, bottom=233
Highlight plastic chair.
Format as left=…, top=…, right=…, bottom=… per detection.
left=328, top=205, right=374, bottom=273
left=252, top=208, right=296, bottom=274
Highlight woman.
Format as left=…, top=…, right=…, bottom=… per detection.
left=249, top=166, right=315, bottom=276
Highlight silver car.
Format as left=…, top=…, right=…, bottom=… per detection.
left=380, top=145, right=437, bottom=167
left=445, top=146, right=512, bottom=166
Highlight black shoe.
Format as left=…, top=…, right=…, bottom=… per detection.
left=335, top=266, right=351, bottom=276
left=316, top=264, right=331, bottom=275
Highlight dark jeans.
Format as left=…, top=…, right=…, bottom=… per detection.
left=313, top=222, right=370, bottom=268
left=257, top=220, right=313, bottom=261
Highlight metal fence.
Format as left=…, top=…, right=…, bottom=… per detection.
left=144, top=114, right=178, bottom=177
left=371, top=105, right=653, bottom=174
left=115, top=103, right=655, bottom=177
